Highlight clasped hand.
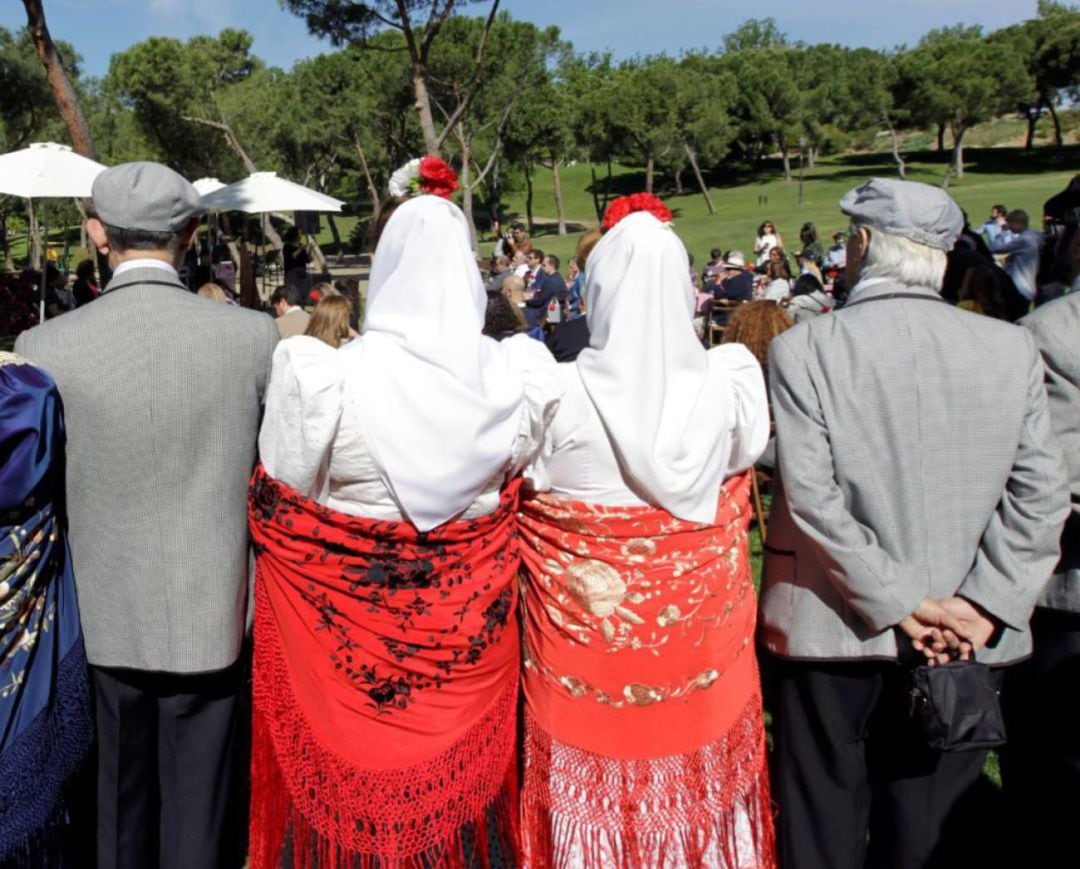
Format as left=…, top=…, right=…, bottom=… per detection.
left=897, top=597, right=996, bottom=666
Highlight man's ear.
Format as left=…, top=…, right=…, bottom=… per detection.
left=856, top=226, right=871, bottom=260
left=179, top=216, right=201, bottom=253
left=86, top=217, right=109, bottom=255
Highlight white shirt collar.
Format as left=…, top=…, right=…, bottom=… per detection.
left=111, top=259, right=179, bottom=280
left=285, top=305, right=303, bottom=315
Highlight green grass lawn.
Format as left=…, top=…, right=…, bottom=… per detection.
left=490, top=145, right=1080, bottom=271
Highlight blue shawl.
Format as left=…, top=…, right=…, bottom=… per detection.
left=0, top=355, right=92, bottom=862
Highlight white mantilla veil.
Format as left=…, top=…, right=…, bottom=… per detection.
left=576, top=211, right=751, bottom=523
left=353, top=195, right=524, bottom=530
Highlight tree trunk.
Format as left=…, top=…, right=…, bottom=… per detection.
left=952, top=123, right=966, bottom=180
left=604, top=161, right=613, bottom=214
left=1025, top=109, right=1037, bottom=151
left=589, top=163, right=603, bottom=223
left=22, top=0, right=95, bottom=158
left=523, top=159, right=534, bottom=235
left=326, top=213, right=345, bottom=264
left=183, top=115, right=283, bottom=251
left=0, top=210, right=12, bottom=272
left=645, top=154, right=655, bottom=194
left=684, top=143, right=716, bottom=215
left=1047, top=97, right=1065, bottom=160
left=27, top=198, right=41, bottom=270
left=936, top=121, right=946, bottom=153
left=551, top=159, right=567, bottom=236
left=673, top=166, right=684, bottom=195
left=459, top=139, right=478, bottom=253
left=807, top=145, right=817, bottom=169
left=353, top=137, right=383, bottom=220
left=411, top=66, right=440, bottom=156
left=882, top=114, right=907, bottom=180
left=779, top=135, right=792, bottom=183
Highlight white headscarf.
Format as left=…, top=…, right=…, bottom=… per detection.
left=354, top=195, right=523, bottom=530
left=576, top=211, right=735, bottom=524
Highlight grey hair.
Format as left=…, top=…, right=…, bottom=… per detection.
left=853, top=223, right=947, bottom=290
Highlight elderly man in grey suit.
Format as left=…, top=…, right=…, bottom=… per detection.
left=759, top=178, right=1068, bottom=869
left=15, top=162, right=278, bottom=869
left=1002, top=209, right=1080, bottom=864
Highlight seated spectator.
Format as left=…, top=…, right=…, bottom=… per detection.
left=270, top=283, right=311, bottom=339
left=510, top=224, right=532, bottom=257
left=703, top=247, right=725, bottom=284
left=990, top=208, right=1042, bottom=303
left=761, top=254, right=793, bottom=301
left=958, top=265, right=1014, bottom=321
left=944, top=247, right=1028, bottom=320
left=282, top=226, right=310, bottom=286
left=44, top=265, right=76, bottom=319
left=305, top=294, right=353, bottom=348
left=511, top=250, right=529, bottom=278
left=797, top=222, right=824, bottom=267
left=483, top=291, right=528, bottom=341
left=72, top=258, right=99, bottom=306
left=824, top=231, right=847, bottom=271
left=714, top=251, right=754, bottom=303
left=501, top=274, right=543, bottom=340
left=524, top=254, right=565, bottom=329
left=333, top=277, right=363, bottom=330
left=980, top=203, right=1008, bottom=246
left=197, top=282, right=230, bottom=303
left=487, top=254, right=513, bottom=292
left=688, top=251, right=699, bottom=289
left=525, top=249, right=545, bottom=293
left=784, top=273, right=831, bottom=323
left=755, top=220, right=782, bottom=267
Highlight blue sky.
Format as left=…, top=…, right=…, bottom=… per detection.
left=0, top=0, right=1039, bottom=78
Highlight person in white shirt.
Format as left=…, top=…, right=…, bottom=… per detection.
left=253, top=187, right=562, bottom=866
left=990, top=209, right=1043, bottom=302
left=517, top=199, right=773, bottom=867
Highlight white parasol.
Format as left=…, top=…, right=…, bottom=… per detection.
left=192, top=177, right=226, bottom=196
left=199, top=171, right=343, bottom=213
left=0, top=142, right=108, bottom=321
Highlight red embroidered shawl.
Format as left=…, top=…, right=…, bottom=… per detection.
left=248, top=466, right=520, bottom=868
left=517, top=472, right=776, bottom=867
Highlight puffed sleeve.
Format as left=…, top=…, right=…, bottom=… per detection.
left=258, top=336, right=345, bottom=500
left=498, top=334, right=563, bottom=478
left=708, top=343, right=770, bottom=474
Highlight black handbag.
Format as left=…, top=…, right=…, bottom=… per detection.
left=907, top=659, right=1006, bottom=752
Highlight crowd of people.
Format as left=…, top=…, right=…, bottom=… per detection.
left=1, top=151, right=1079, bottom=869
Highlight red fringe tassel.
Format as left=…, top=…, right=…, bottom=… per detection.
left=521, top=697, right=777, bottom=868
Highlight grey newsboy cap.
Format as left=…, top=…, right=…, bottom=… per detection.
left=91, top=161, right=203, bottom=233
left=840, top=178, right=964, bottom=251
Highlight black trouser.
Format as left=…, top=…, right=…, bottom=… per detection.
left=91, top=662, right=245, bottom=869
left=1001, top=607, right=1080, bottom=868
left=763, top=653, right=1001, bottom=869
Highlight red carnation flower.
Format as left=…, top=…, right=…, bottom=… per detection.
left=418, top=156, right=459, bottom=199
left=601, top=193, right=673, bottom=231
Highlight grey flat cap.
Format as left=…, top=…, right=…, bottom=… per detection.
left=92, top=161, right=203, bottom=233
left=840, top=178, right=963, bottom=251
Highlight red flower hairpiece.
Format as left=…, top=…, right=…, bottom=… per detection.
left=389, top=156, right=459, bottom=200
left=601, top=193, right=673, bottom=231
left=417, top=156, right=459, bottom=199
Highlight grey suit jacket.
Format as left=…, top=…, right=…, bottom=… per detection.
left=15, top=266, right=278, bottom=673
left=1022, top=292, right=1080, bottom=613
left=760, top=279, right=1068, bottom=665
